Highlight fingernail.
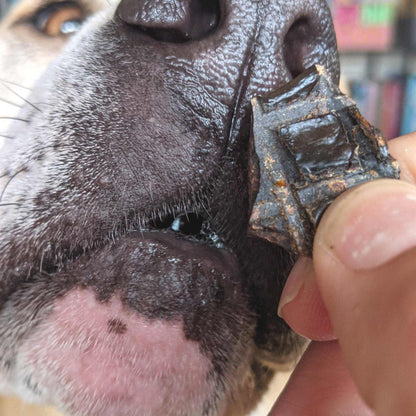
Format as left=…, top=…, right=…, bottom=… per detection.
left=277, top=257, right=311, bottom=317
left=316, top=180, right=416, bottom=271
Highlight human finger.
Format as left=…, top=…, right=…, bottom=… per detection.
left=269, top=341, right=373, bottom=416
left=313, top=179, right=416, bottom=416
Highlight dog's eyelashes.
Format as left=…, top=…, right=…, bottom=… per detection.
left=32, top=1, right=85, bottom=37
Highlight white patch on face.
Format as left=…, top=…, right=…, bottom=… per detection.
left=14, top=289, right=215, bottom=416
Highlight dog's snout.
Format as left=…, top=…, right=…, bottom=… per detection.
left=116, top=0, right=220, bottom=42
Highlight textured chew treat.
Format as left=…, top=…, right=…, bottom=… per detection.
left=248, top=65, right=400, bottom=257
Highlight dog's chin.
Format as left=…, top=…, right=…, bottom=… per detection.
left=8, top=231, right=254, bottom=416
left=20, top=292, right=213, bottom=416
left=19, top=292, right=214, bottom=416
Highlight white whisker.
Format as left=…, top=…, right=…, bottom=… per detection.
left=0, top=116, right=29, bottom=123
left=0, top=78, right=32, bottom=91
left=0, top=97, right=23, bottom=108
left=0, top=202, right=21, bottom=207
left=0, top=81, right=42, bottom=113
left=0, top=133, right=14, bottom=140
left=0, top=168, right=26, bottom=202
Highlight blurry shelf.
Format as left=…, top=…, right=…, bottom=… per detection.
left=339, top=48, right=416, bottom=56
left=339, top=47, right=416, bottom=80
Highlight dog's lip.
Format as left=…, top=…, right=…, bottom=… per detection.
left=37, top=209, right=232, bottom=281
left=133, top=229, right=234, bottom=261
left=53, top=228, right=241, bottom=301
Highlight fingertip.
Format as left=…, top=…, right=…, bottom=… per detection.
left=314, top=179, right=416, bottom=271
left=311, top=182, right=416, bottom=415
left=278, top=257, right=311, bottom=318
left=269, top=341, right=373, bottom=416
left=389, top=133, right=416, bottom=185
left=278, top=257, right=336, bottom=342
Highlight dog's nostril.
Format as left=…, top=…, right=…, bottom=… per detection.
left=283, top=17, right=317, bottom=79
left=116, top=0, right=220, bottom=42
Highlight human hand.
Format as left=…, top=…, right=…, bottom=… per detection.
left=270, top=133, right=416, bottom=416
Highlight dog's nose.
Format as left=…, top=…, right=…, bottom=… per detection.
left=116, top=0, right=220, bottom=42
left=282, top=15, right=338, bottom=80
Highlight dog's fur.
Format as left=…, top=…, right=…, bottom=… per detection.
left=0, top=1, right=339, bottom=415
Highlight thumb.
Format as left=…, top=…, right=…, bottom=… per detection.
left=313, top=179, right=416, bottom=416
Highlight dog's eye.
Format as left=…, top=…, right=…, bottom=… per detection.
left=32, top=1, right=85, bottom=36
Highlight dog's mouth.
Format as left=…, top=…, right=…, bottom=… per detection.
left=11, top=226, right=248, bottom=416
left=2, top=187, right=252, bottom=416
left=148, top=210, right=225, bottom=248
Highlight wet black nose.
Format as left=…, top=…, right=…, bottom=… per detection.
left=116, top=0, right=220, bottom=42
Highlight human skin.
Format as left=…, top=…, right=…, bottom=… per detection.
left=273, top=132, right=416, bottom=416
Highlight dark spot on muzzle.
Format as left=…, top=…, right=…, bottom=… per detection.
left=108, top=318, right=128, bottom=335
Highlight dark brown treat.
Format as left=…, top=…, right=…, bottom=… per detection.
left=248, top=65, right=400, bottom=257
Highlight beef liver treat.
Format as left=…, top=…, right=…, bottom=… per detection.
left=248, top=65, right=400, bottom=257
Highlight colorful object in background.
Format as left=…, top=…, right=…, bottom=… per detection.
left=400, top=74, right=416, bottom=134
left=0, top=0, right=17, bottom=19
left=348, top=75, right=416, bottom=139
left=330, top=0, right=399, bottom=51
left=396, top=0, right=416, bottom=49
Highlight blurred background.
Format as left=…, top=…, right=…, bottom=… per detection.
left=0, top=0, right=413, bottom=414
left=331, top=0, right=416, bottom=140
left=0, top=0, right=13, bottom=18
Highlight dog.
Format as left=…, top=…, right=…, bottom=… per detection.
left=0, top=1, right=340, bottom=415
